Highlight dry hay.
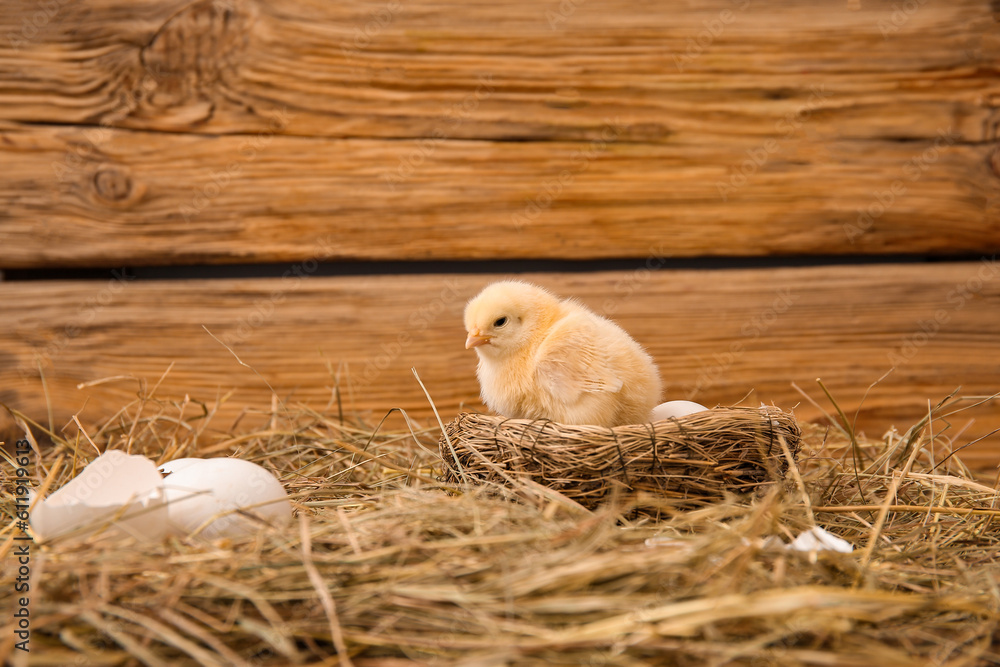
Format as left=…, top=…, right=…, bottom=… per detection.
left=439, top=406, right=801, bottom=509
left=2, top=389, right=1000, bottom=666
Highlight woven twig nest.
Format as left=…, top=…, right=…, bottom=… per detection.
left=439, top=406, right=801, bottom=508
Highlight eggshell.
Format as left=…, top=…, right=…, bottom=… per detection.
left=30, top=450, right=167, bottom=542
left=158, top=458, right=204, bottom=475
left=788, top=527, right=853, bottom=554
left=649, top=400, right=709, bottom=421
left=162, top=458, right=292, bottom=539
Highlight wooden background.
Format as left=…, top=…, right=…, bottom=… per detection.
left=1, top=0, right=999, bottom=467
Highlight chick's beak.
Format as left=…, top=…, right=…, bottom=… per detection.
left=465, top=330, right=491, bottom=349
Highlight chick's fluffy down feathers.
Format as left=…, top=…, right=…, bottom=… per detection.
left=464, top=281, right=662, bottom=427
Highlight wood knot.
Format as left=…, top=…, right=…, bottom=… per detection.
left=94, top=167, right=131, bottom=201
left=92, top=166, right=144, bottom=208
left=991, top=146, right=1000, bottom=180
left=140, top=0, right=255, bottom=123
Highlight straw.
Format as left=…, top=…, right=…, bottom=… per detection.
left=2, top=388, right=999, bottom=666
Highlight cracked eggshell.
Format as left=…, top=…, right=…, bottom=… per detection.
left=161, top=458, right=292, bottom=539
left=29, top=450, right=167, bottom=542
left=158, top=458, right=204, bottom=475
left=649, top=400, right=708, bottom=421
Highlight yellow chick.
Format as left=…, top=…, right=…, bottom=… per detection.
left=464, top=280, right=662, bottom=426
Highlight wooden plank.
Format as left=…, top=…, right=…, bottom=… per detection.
left=1, top=0, right=998, bottom=266
left=0, top=125, right=996, bottom=267
left=2, top=262, right=998, bottom=469
left=0, top=0, right=997, bottom=142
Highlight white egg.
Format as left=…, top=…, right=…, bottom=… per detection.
left=161, top=458, right=292, bottom=539
left=30, top=450, right=167, bottom=542
left=649, top=400, right=709, bottom=421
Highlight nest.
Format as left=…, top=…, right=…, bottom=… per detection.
left=439, top=406, right=801, bottom=508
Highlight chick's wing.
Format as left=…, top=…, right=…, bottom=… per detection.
left=533, top=316, right=625, bottom=406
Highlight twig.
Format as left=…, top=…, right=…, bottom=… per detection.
left=37, top=359, right=54, bottom=437
left=817, top=378, right=866, bottom=467
left=202, top=325, right=286, bottom=416
left=851, top=368, right=893, bottom=446
left=816, top=379, right=867, bottom=504
left=412, top=367, right=470, bottom=485
left=299, top=514, right=354, bottom=667
left=778, top=434, right=814, bottom=526
left=813, top=505, right=1000, bottom=517
left=857, top=435, right=926, bottom=577
left=791, top=381, right=841, bottom=435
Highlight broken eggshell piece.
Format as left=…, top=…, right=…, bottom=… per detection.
left=788, top=526, right=854, bottom=554
left=160, top=458, right=292, bottom=539
left=29, top=450, right=168, bottom=542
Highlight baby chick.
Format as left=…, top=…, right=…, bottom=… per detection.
left=464, top=280, right=662, bottom=426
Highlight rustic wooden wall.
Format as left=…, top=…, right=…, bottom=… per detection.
left=1, top=1, right=998, bottom=466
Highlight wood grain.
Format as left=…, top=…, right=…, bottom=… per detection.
left=2, top=262, right=998, bottom=468
left=1, top=0, right=997, bottom=142
left=0, top=0, right=998, bottom=266
left=0, top=125, right=996, bottom=267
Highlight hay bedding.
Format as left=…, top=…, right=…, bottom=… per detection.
left=1, top=392, right=999, bottom=666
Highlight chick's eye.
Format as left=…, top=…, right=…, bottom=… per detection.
left=493, top=316, right=508, bottom=328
